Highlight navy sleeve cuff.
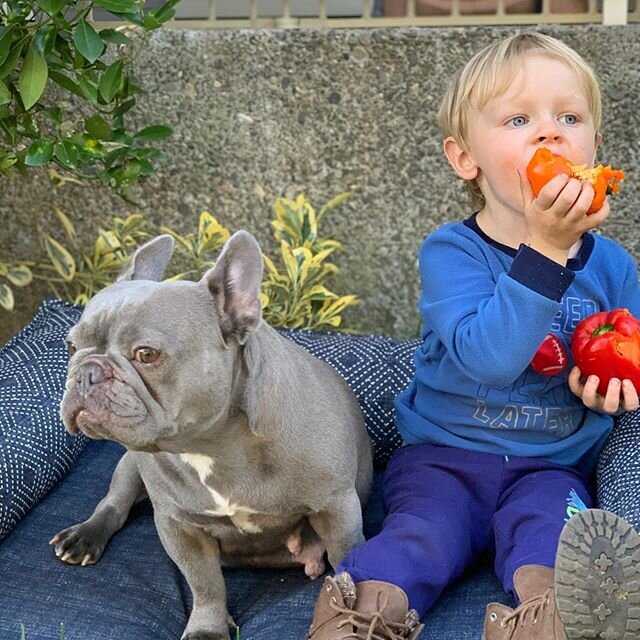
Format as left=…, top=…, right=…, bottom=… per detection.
left=508, top=244, right=575, bottom=302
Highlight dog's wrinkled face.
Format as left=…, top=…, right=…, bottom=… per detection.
left=61, top=281, right=232, bottom=450
left=60, top=232, right=264, bottom=452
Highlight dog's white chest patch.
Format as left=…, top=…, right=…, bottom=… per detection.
left=180, top=453, right=262, bottom=534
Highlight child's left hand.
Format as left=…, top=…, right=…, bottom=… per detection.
left=569, top=366, right=640, bottom=414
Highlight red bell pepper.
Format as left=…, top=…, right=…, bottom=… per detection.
left=571, top=308, right=640, bottom=396
left=526, top=148, right=624, bottom=215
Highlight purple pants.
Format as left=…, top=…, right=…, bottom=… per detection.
left=338, top=443, right=593, bottom=616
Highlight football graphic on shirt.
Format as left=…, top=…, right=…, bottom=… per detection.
left=530, top=333, right=568, bottom=376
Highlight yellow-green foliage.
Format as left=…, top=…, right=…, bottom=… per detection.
left=0, top=194, right=358, bottom=332
left=261, top=193, right=358, bottom=330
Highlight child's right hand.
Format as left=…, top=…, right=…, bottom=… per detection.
left=518, top=169, right=610, bottom=265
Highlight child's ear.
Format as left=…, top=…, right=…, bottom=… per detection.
left=591, top=131, right=603, bottom=165
left=443, top=137, right=479, bottom=180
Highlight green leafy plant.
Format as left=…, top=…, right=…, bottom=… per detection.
left=0, top=0, right=177, bottom=198
left=0, top=194, right=359, bottom=331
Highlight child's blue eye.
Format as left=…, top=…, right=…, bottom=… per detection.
left=559, top=114, right=578, bottom=125
left=508, top=116, right=527, bottom=127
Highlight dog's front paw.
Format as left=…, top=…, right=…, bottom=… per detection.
left=49, top=522, right=109, bottom=566
left=182, top=633, right=230, bottom=640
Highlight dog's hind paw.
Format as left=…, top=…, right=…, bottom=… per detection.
left=286, top=528, right=304, bottom=556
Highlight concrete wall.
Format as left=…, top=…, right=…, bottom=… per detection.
left=1, top=24, right=638, bottom=343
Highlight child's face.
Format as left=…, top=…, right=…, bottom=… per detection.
left=463, top=54, right=600, bottom=214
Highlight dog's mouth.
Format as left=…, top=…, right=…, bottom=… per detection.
left=68, top=407, right=106, bottom=439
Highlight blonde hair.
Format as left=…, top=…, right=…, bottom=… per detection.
left=438, top=32, right=602, bottom=208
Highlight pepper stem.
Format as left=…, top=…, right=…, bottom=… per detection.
left=592, top=324, right=615, bottom=337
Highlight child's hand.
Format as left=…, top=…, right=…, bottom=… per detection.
left=568, top=366, right=640, bottom=414
left=518, top=169, right=609, bottom=264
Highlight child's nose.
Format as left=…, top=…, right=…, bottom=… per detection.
left=535, top=118, right=563, bottom=144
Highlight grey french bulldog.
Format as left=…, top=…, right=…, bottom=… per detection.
left=51, top=231, right=373, bottom=640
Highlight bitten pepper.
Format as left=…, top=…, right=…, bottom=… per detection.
left=526, top=148, right=624, bottom=215
left=571, top=308, right=640, bottom=396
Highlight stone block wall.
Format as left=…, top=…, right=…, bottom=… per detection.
left=1, top=24, right=638, bottom=342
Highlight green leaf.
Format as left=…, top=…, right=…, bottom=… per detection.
left=93, top=0, right=138, bottom=14
left=0, top=80, right=10, bottom=106
left=133, top=125, right=172, bottom=142
left=99, top=29, right=132, bottom=46
left=138, top=157, right=154, bottom=175
left=142, top=13, right=163, bottom=30
left=85, top=114, right=111, bottom=139
left=52, top=33, right=74, bottom=66
left=114, top=12, right=145, bottom=27
left=0, top=150, right=17, bottom=172
left=33, top=25, right=57, bottom=56
left=54, top=140, right=79, bottom=169
left=73, top=21, right=104, bottom=64
left=35, top=0, right=66, bottom=15
left=113, top=97, right=136, bottom=117
left=25, top=139, right=54, bottom=166
left=6, top=265, right=32, bottom=287
left=0, top=27, right=14, bottom=68
left=0, top=283, right=14, bottom=311
left=18, top=48, right=48, bottom=110
left=77, top=75, right=98, bottom=105
left=98, top=59, right=123, bottom=102
left=43, top=106, right=62, bottom=126
left=151, top=0, right=182, bottom=23
left=44, top=234, right=76, bottom=282
left=0, top=40, right=23, bottom=80
left=49, top=70, right=85, bottom=99
left=0, top=116, right=17, bottom=145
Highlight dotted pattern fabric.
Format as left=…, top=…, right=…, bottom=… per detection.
left=597, top=409, right=640, bottom=530
left=7, top=300, right=638, bottom=540
left=0, top=300, right=420, bottom=541
left=278, top=329, right=420, bottom=467
left=0, top=300, right=86, bottom=542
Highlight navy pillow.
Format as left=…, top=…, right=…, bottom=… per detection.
left=279, top=330, right=420, bottom=467
left=0, top=299, right=86, bottom=542
left=597, top=409, right=640, bottom=531
left=0, top=300, right=417, bottom=543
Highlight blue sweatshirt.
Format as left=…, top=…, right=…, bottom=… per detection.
left=396, top=214, right=640, bottom=474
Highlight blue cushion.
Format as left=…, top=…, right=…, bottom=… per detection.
left=0, top=438, right=512, bottom=640
left=279, top=329, right=420, bottom=467
left=0, top=300, right=414, bottom=543
left=597, top=408, right=640, bottom=531
left=0, top=299, right=85, bottom=542
left=0, top=300, right=511, bottom=639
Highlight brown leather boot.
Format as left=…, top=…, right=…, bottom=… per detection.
left=308, top=572, right=425, bottom=639
left=484, top=509, right=640, bottom=640
left=483, top=565, right=566, bottom=639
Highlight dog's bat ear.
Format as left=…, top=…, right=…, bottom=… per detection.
left=202, top=230, right=263, bottom=346
left=118, top=235, right=175, bottom=282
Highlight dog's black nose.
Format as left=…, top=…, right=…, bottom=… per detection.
left=77, top=361, right=106, bottom=396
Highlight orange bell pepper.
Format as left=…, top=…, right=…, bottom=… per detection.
left=526, top=148, right=624, bottom=214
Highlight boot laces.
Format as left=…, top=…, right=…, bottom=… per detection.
left=330, top=591, right=417, bottom=640
left=500, top=587, right=552, bottom=640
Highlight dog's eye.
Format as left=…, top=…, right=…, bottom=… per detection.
left=67, top=341, right=77, bottom=356
left=134, top=347, right=160, bottom=364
